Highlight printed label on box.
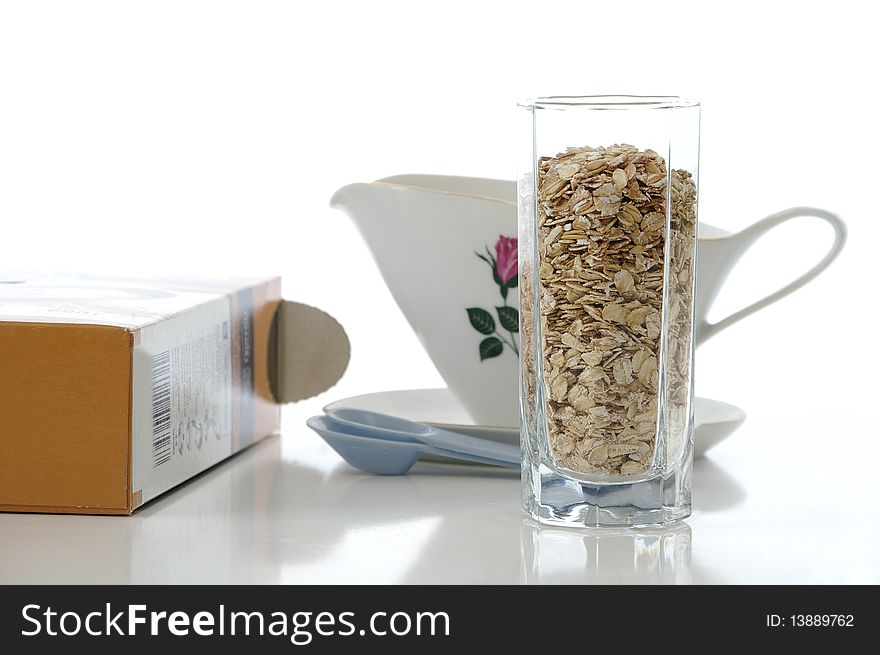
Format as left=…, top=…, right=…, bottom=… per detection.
left=131, top=299, right=234, bottom=505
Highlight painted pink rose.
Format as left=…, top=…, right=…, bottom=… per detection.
left=494, top=235, right=518, bottom=285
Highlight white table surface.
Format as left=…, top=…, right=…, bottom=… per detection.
left=1, top=397, right=877, bottom=585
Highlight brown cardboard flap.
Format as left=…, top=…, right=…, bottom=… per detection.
left=269, top=301, right=350, bottom=404
left=0, top=322, right=133, bottom=513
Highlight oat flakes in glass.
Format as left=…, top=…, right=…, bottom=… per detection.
left=518, top=96, right=700, bottom=526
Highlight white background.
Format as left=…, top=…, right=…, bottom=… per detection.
left=1, top=1, right=878, bottom=581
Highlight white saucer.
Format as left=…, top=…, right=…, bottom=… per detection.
left=324, top=389, right=745, bottom=460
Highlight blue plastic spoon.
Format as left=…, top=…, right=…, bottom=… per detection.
left=306, top=415, right=517, bottom=475
left=325, top=407, right=521, bottom=464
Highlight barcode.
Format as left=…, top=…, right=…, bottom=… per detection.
left=151, top=351, right=172, bottom=467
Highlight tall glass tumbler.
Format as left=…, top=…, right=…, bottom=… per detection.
left=518, top=96, right=700, bottom=526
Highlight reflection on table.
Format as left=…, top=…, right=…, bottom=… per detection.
left=520, top=519, right=692, bottom=584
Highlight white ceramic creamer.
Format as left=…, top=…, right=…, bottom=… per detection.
left=331, top=175, right=845, bottom=427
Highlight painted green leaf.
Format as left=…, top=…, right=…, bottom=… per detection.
left=496, top=306, right=519, bottom=333
left=466, top=308, right=495, bottom=335
left=479, top=337, right=504, bottom=361
left=506, top=274, right=519, bottom=288
left=500, top=285, right=508, bottom=300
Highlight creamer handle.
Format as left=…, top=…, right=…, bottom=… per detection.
left=699, top=207, right=846, bottom=343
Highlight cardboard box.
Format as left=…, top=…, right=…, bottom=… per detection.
left=0, top=274, right=349, bottom=515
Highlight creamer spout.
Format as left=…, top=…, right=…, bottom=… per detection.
left=329, top=183, right=370, bottom=213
